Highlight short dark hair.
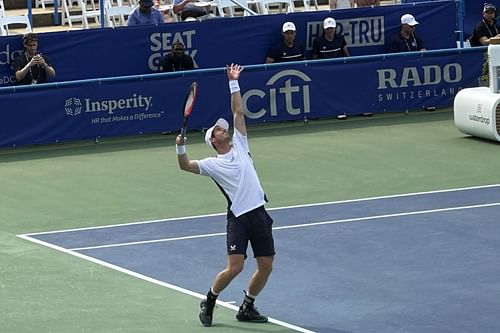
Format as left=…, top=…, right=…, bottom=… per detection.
left=172, top=41, right=185, bottom=49
left=23, top=33, right=38, bottom=45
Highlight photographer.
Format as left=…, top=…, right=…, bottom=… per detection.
left=12, top=33, right=56, bottom=85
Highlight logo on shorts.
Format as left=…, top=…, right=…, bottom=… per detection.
left=230, top=244, right=236, bottom=251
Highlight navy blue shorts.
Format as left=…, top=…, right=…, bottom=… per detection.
left=226, top=206, right=275, bottom=258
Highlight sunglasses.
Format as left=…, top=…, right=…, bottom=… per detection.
left=173, top=48, right=185, bottom=52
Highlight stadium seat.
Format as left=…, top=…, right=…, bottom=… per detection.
left=256, top=0, right=295, bottom=14
left=105, top=0, right=133, bottom=27
left=0, top=15, right=32, bottom=36
left=62, top=0, right=100, bottom=29
left=0, top=0, right=5, bottom=18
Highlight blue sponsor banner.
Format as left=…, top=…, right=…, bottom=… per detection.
left=403, top=0, right=500, bottom=41
left=0, top=48, right=482, bottom=148
left=0, top=1, right=456, bottom=87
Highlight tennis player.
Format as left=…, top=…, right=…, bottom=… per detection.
left=175, top=63, right=275, bottom=327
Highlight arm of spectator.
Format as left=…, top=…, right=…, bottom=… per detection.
left=342, top=45, right=350, bottom=57
left=127, top=11, right=138, bottom=26
left=265, top=56, right=275, bottom=63
left=185, top=55, right=195, bottom=70
left=479, top=34, right=500, bottom=46
left=173, top=0, right=195, bottom=14
left=416, top=35, right=426, bottom=51
left=156, top=9, right=166, bottom=24
left=15, top=57, right=36, bottom=82
left=39, top=56, right=56, bottom=77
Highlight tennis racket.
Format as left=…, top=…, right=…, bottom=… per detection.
left=180, top=82, right=199, bottom=138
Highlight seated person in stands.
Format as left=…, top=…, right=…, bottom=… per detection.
left=386, top=14, right=426, bottom=53
left=312, top=17, right=350, bottom=59
left=173, top=0, right=208, bottom=21
left=265, top=22, right=305, bottom=63
left=127, top=0, right=165, bottom=26
left=329, top=0, right=353, bottom=9
left=354, top=0, right=379, bottom=7
left=12, top=33, right=56, bottom=85
left=159, top=42, right=194, bottom=72
left=470, top=3, right=500, bottom=46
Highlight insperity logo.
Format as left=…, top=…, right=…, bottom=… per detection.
left=65, top=98, right=82, bottom=116
left=64, top=94, right=153, bottom=116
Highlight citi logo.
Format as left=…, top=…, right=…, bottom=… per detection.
left=242, top=70, right=311, bottom=119
left=377, top=63, right=462, bottom=89
left=64, top=94, right=153, bottom=116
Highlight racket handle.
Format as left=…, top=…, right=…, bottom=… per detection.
left=180, top=127, right=187, bottom=138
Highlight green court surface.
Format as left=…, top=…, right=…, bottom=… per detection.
left=1, top=109, right=500, bottom=332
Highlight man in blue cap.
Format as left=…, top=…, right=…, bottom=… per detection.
left=127, top=0, right=165, bottom=26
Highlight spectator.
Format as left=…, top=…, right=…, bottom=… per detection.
left=173, top=0, right=208, bottom=21
left=265, top=22, right=305, bottom=63
left=127, top=0, right=165, bottom=26
left=12, top=33, right=56, bottom=85
left=159, top=42, right=194, bottom=72
left=329, top=0, right=353, bottom=9
left=354, top=0, right=379, bottom=7
left=387, top=14, right=425, bottom=53
left=470, top=3, right=500, bottom=46
left=312, top=17, right=350, bottom=59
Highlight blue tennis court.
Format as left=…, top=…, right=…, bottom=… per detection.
left=19, top=184, right=500, bottom=333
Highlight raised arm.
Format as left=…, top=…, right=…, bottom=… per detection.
left=227, top=63, right=246, bottom=136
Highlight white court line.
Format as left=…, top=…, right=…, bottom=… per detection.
left=16, top=234, right=316, bottom=333
left=20, top=183, right=500, bottom=237
left=68, top=201, right=500, bottom=251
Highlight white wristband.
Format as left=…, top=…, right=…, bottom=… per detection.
left=176, top=144, right=186, bottom=155
left=229, top=80, right=240, bottom=94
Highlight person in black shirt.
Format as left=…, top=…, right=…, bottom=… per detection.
left=12, top=33, right=55, bottom=85
left=265, top=21, right=304, bottom=63
left=470, top=3, right=500, bottom=46
left=386, top=14, right=425, bottom=53
left=312, top=17, right=350, bottom=59
left=159, top=41, right=194, bottom=72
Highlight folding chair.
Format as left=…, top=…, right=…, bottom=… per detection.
left=105, top=4, right=133, bottom=27
left=301, top=0, right=317, bottom=11
left=36, top=0, right=58, bottom=9
left=0, top=0, right=6, bottom=18
left=61, top=0, right=100, bottom=28
left=256, top=0, right=294, bottom=15
left=210, top=0, right=237, bottom=17
left=0, top=15, right=32, bottom=36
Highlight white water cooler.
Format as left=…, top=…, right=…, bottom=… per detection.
left=454, top=44, right=500, bottom=142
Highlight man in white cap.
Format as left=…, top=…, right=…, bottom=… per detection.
left=470, top=3, right=500, bottom=46
left=386, top=14, right=426, bottom=53
left=265, top=21, right=305, bottom=63
left=312, top=17, right=350, bottom=59
left=175, top=64, right=275, bottom=327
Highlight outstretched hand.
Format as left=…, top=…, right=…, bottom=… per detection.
left=226, top=63, right=243, bottom=81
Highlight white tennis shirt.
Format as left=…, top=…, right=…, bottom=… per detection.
left=197, top=129, right=266, bottom=217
